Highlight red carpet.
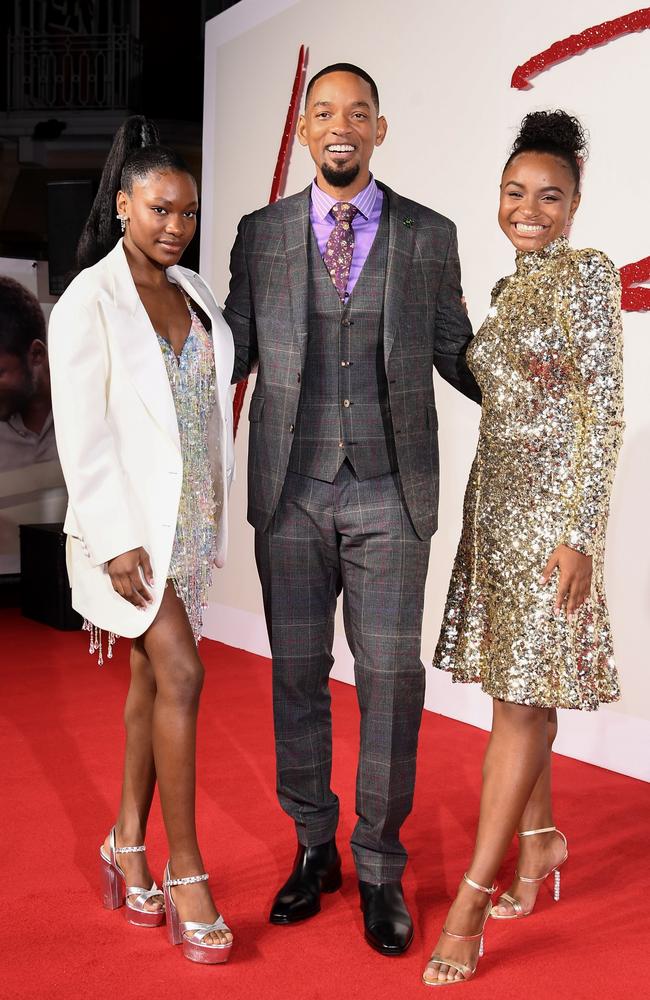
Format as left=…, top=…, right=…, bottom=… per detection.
left=2, top=608, right=648, bottom=1000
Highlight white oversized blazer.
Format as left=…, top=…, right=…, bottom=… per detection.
left=48, top=239, right=235, bottom=638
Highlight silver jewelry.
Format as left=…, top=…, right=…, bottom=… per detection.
left=116, top=213, right=127, bottom=233
left=163, top=872, right=209, bottom=887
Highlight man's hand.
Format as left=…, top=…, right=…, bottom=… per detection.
left=107, top=547, right=154, bottom=608
left=540, top=544, right=592, bottom=619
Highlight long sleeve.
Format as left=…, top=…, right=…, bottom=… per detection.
left=48, top=295, right=142, bottom=567
left=562, top=251, right=625, bottom=556
left=223, top=216, right=259, bottom=384
left=433, top=223, right=481, bottom=404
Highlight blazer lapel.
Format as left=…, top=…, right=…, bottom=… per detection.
left=168, top=266, right=213, bottom=328
left=379, top=184, right=416, bottom=367
left=281, top=187, right=310, bottom=364
left=104, top=241, right=180, bottom=451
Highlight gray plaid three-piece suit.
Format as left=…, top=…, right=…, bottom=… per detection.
left=225, top=182, right=480, bottom=882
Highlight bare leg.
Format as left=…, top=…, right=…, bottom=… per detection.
left=101, top=640, right=161, bottom=910
left=141, top=584, right=231, bottom=946
left=519, top=709, right=557, bottom=831
left=424, top=700, right=550, bottom=984
left=492, top=709, right=566, bottom=916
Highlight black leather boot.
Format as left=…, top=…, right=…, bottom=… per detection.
left=269, top=839, right=342, bottom=924
left=359, top=880, right=414, bottom=956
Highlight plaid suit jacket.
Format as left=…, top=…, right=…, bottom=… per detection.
left=225, top=182, right=480, bottom=539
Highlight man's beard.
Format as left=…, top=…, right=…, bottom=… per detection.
left=321, top=161, right=360, bottom=189
left=0, top=390, right=29, bottom=421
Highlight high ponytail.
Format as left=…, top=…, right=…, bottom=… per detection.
left=75, top=116, right=160, bottom=272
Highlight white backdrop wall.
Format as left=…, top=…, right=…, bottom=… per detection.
left=200, top=0, right=650, bottom=781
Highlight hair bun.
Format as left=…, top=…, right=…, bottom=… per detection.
left=512, top=110, right=588, bottom=161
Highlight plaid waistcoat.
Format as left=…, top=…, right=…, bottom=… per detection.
left=288, top=202, right=397, bottom=481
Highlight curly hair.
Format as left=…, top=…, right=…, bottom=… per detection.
left=0, top=276, right=46, bottom=357
left=505, top=110, right=588, bottom=190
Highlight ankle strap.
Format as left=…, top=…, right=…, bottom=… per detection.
left=463, top=872, right=497, bottom=895
left=163, top=872, right=209, bottom=888
left=519, top=826, right=556, bottom=838
left=442, top=924, right=483, bottom=943
left=109, top=827, right=146, bottom=855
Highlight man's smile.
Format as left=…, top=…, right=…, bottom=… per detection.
left=325, top=143, right=356, bottom=160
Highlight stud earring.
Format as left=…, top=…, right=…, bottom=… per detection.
left=116, top=213, right=128, bottom=233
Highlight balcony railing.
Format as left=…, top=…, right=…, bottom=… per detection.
left=7, top=31, right=142, bottom=111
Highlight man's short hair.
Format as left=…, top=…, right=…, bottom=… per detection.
left=0, top=276, right=46, bottom=357
left=305, top=63, right=380, bottom=112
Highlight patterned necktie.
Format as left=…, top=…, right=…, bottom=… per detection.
left=323, top=201, right=359, bottom=301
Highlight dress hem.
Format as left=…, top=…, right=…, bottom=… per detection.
left=433, top=662, right=621, bottom=712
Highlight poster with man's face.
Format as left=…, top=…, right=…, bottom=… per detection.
left=0, top=260, right=66, bottom=574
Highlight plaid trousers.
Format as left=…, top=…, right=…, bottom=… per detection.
left=255, top=461, right=431, bottom=883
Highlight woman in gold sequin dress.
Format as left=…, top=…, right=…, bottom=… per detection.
left=49, top=118, right=235, bottom=964
left=422, top=112, right=624, bottom=987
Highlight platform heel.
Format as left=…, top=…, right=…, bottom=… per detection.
left=163, top=863, right=233, bottom=964
left=99, top=827, right=165, bottom=926
left=100, top=851, right=123, bottom=909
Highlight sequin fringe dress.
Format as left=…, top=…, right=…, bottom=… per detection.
left=157, top=297, right=221, bottom=643
left=434, top=238, right=624, bottom=710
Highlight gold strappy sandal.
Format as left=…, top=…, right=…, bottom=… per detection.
left=422, top=873, right=496, bottom=988
left=490, top=826, right=568, bottom=920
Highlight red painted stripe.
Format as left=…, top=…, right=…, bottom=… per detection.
left=511, top=8, right=650, bottom=89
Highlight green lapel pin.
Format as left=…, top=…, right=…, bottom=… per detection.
left=403, top=217, right=413, bottom=227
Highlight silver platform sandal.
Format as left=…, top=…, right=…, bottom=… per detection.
left=163, top=862, right=233, bottom=964
left=99, top=827, right=165, bottom=926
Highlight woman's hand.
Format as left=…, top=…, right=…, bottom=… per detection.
left=107, top=547, right=154, bottom=608
left=540, top=544, right=592, bottom=619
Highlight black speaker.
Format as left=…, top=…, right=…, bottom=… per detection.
left=19, top=523, right=82, bottom=630
left=47, top=180, right=94, bottom=294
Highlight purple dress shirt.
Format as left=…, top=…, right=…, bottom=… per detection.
left=309, top=176, right=383, bottom=297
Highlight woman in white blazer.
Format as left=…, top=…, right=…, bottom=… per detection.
left=49, top=117, right=235, bottom=965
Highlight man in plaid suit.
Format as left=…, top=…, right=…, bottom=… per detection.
left=225, top=63, right=480, bottom=955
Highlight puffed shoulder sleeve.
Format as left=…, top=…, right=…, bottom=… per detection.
left=562, top=250, right=624, bottom=555
left=48, top=293, right=142, bottom=567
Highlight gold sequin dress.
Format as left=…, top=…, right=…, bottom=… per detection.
left=434, top=237, right=624, bottom=710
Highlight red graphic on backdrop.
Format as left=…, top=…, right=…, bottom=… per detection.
left=620, top=257, right=650, bottom=311
left=511, top=8, right=650, bottom=89
left=233, top=45, right=308, bottom=436
left=270, top=44, right=308, bottom=204
left=512, top=9, right=650, bottom=311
